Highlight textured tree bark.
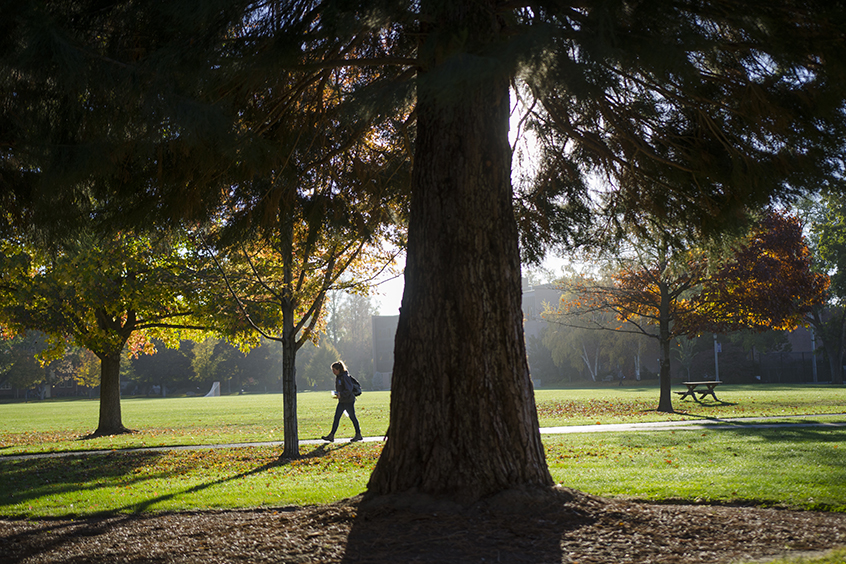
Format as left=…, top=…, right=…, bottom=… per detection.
left=280, top=306, right=300, bottom=459
left=657, top=283, right=675, bottom=413
left=366, top=0, right=553, bottom=502
left=94, top=350, right=130, bottom=436
left=280, top=215, right=300, bottom=459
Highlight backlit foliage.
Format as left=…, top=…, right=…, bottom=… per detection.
left=551, top=211, right=827, bottom=341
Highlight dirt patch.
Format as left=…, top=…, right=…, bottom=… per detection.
left=3, top=488, right=846, bottom=563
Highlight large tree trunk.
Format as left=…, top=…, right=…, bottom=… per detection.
left=367, top=0, right=553, bottom=503
left=94, top=350, right=130, bottom=436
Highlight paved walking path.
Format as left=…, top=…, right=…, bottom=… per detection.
left=2, top=414, right=844, bottom=461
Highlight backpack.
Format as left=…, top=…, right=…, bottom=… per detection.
left=350, top=375, right=362, bottom=396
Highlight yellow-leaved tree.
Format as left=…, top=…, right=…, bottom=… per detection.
left=0, top=229, right=217, bottom=436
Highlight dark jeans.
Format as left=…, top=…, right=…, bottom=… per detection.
left=330, top=401, right=361, bottom=436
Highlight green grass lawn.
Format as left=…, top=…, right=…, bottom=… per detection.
left=3, top=383, right=845, bottom=456
left=1, top=443, right=382, bottom=517
left=3, top=425, right=843, bottom=519
left=0, top=391, right=391, bottom=455
left=545, top=425, right=846, bottom=511
left=1, top=383, right=845, bottom=523
left=534, top=384, right=846, bottom=426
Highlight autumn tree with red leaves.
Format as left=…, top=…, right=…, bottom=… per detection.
left=680, top=213, right=829, bottom=335
left=547, top=211, right=828, bottom=412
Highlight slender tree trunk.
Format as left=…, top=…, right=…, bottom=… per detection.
left=94, top=350, right=130, bottom=436
left=657, top=284, right=674, bottom=413
left=281, top=309, right=299, bottom=459
left=658, top=335, right=673, bottom=412
left=280, top=215, right=300, bottom=459
left=367, top=0, right=553, bottom=502
left=634, top=343, right=642, bottom=380
left=580, top=342, right=599, bottom=381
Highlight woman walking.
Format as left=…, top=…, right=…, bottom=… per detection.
left=322, top=361, right=363, bottom=442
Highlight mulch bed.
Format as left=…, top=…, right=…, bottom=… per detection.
left=3, top=487, right=846, bottom=563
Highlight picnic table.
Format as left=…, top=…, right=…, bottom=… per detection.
left=675, top=381, right=721, bottom=401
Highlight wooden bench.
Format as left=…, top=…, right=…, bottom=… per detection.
left=675, top=381, right=721, bottom=401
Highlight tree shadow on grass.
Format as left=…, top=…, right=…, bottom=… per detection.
left=662, top=399, right=739, bottom=419
left=717, top=423, right=846, bottom=442
left=673, top=394, right=737, bottom=407
left=0, top=442, right=354, bottom=563
left=278, top=441, right=352, bottom=462
left=1, top=441, right=351, bottom=521
left=638, top=403, right=738, bottom=420
left=0, top=451, right=166, bottom=513
left=113, top=441, right=356, bottom=514
left=78, top=427, right=136, bottom=440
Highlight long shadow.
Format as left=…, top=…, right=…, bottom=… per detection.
left=1, top=442, right=349, bottom=515
left=0, top=442, right=350, bottom=563
left=0, top=451, right=167, bottom=564
left=340, top=487, right=596, bottom=563
left=113, top=441, right=350, bottom=514
left=673, top=398, right=738, bottom=410
left=1, top=512, right=152, bottom=564
left=0, top=451, right=167, bottom=511
left=638, top=403, right=738, bottom=421
left=710, top=423, right=846, bottom=441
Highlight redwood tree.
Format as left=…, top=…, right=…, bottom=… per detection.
left=3, top=0, right=846, bottom=501
left=367, top=2, right=554, bottom=499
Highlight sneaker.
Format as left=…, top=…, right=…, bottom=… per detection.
left=350, top=434, right=363, bottom=442
left=321, top=435, right=334, bottom=442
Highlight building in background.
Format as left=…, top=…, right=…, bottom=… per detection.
left=366, top=279, right=829, bottom=389
left=371, top=315, right=399, bottom=390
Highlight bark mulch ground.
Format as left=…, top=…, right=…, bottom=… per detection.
left=3, top=487, right=846, bottom=564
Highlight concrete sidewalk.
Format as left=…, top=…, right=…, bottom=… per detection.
left=3, top=414, right=844, bottom=461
